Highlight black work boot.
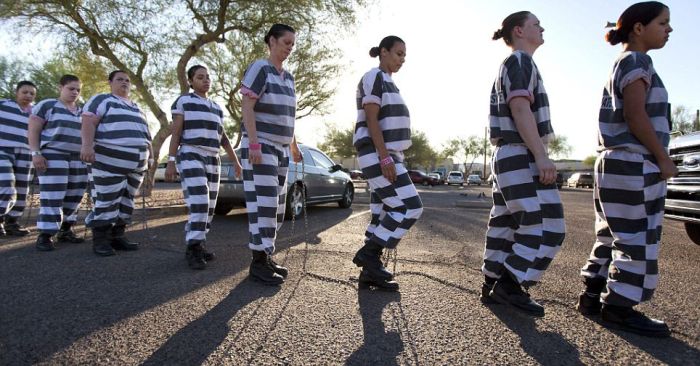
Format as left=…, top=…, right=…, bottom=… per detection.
left=195, top=241, right=215, bottom=262
left=249, top=250, right=284, bottom=285
left=601, top=304, right=671, bottom=338
left=352, top=241, right=393, bottom=280
left=56, top=222, right=85, bottom=244
left=110, top=224, right=139, bottom=251
left=4, top=216, right=30, bottom=236
left=268, top=255, right=289, bottom=278
left=92, top=225, right=115, bottom=257
left=490, top=273, right=545, bottom=317
left=480, top=277, right=498, bottom=304
left=576, top=277, right=606, bottom=315
left=185, top=242, right=207, bottom=270
left=35, top=233, right=56, bottom=251
left=358, top=268, right=399, bottom=291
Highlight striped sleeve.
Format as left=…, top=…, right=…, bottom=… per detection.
left=360, top=70, right=383, bottom=106
left=241, top=60, right=268, bottom=96
left=504, top=54, right=535, bottom=104
left=83, top=94, right=110, bottom=117
left=32, top=99, right=55, bottom=122
left=616, top=53, right=652, bottom=93
left=171, top=95, right=185, bottom=115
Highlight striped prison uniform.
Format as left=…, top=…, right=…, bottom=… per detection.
left=0, top=99, right=34, bottom=221
left=239, top=59, right=296, bottom=254
left=32, top=99, right=88, bottom=234
left=580, top=52, right=670, bottom=307
left=82, top=94, right=151, bottom=228
left=171, top=93, right=224, bottom=246
left=354, top=68, right=423, bottom=249
left=483, top=51, right=565, bottom=286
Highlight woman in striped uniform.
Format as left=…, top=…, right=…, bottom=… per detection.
left=240, top=24, right=302, bottom=285
left=0, top=81, right=36, bottom=237
left=481, top=11, right=565, bottom=317
left=28, top=74, right=88, bottom=251
left=166, top=65, right=242, bottom=270
left=352, top=36, right=423, bottom=291
left=577, top=2, right=675, bottom=338
left=80, top=70, right=153, bottom=257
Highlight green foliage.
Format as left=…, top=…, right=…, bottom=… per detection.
left=441, top=135, right=490, bottom=172
left=583, top=155, right=597, bottom=167
left=318, top=124, right=355, bottom=159
left=404, top=131, right=438, bottom=169
left=0, top=57, right=26, bottom=100
left=548, top=134, right=573, bottom=159
left=671, top=105, right=699, bottom=134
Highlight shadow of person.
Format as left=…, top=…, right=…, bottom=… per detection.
left=346, top=289, right=404, bottom=366
left=488, top=304, right=584, bottom=365
left=142, top=279, right=280, bottom=365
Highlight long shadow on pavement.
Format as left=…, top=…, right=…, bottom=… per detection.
left=142, top=280, right=280, bottom=365
left=346, top=289, right=403, bottom=366
left=488, top=304, right=584, bottom=365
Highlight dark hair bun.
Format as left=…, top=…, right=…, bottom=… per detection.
left=492, top=29, right=503, bottom=41
left=605, top=29, right=621, bottom=45
left=369, top=46, right=380, bottom=58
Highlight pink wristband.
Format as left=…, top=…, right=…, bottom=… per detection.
left=249, top=143, right=261, bottom=150
left=380, top=156, right=394, bottom=167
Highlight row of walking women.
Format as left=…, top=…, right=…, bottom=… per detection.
left=0, top=1, right=676, bottom=340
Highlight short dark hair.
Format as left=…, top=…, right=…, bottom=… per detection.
left=108, top=70, right=127, bottom=81
left=606, top=1, right=668, bottom=45
left=59, top=74, right=80, bottom=86
left=187, top=65, right=207, bottom=81
left=16, top=80, right=36, bottom=91
left=369, top=36, right=405, bottom=58
left=264, top=24, right=295, bottom=45
left=493, top=11, right=531, bottom=45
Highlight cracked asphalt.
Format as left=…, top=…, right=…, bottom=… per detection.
left=1, top=184, right=699, bottom=365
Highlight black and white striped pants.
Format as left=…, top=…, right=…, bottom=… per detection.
left=85, top=143, right=147, bottom=228
left=0, top=147, right=33, bottom=220
left=482, top=145, right=566, bottom=287
left=177, top=145, right=220, bottom=246
left=241, top=137, right=289, bottom=254
left=580, top=150, right=666, bottom=307
left=37, top=149, right=88, bottom=234
left=357, top=146, right=423, bottom=249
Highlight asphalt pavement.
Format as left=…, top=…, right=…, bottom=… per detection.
left=1, top=185, right=699, bottom=365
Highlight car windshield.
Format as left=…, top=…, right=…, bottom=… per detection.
left=449, top=173, right=461, bottom=177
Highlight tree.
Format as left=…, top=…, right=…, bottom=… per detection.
left=1, top=0, right=364, bottom=184
left=671, top=105, right=695, bottom=134
left=404, top=131, right=437, bottom=169
left=0, top=56, right=28, bottom=99
left=318, top=124, right=355, bottom=159
left=583, top=155, right=597, bottom=167
left=549, top=134, right=573, bottom=159
left=441, top=135, right=485, bottom=173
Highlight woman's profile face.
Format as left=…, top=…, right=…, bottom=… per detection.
left=15, top=85, right=36, bottom=106
left=382, top=42, right=406, bottom=74
left=269, top=31, right=296, bottom=62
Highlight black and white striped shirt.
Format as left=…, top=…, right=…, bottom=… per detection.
left=489, top=50, right=554, bottom=146
left=171, top=93, right=224, bottom=154
left=32, top=99, right=83, bottom=153
left=598, top=51, right=669, bottom=153
left=241, top=59, right=296, bottom=145
left=0, top=99, right=31, bottom=149
left=353, top=68, right=412, bottom=152
left=83, top=94, right=151, bottom=148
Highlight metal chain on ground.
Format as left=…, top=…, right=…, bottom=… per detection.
left=80, top=188, right=93, bottom=240
left=22, top=178, right=36, bottom=228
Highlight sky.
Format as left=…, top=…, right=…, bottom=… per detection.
left=1, top=0, right=698, bottom=160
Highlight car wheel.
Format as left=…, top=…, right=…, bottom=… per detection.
left=285, top=183, right=305, bottom=220
left=214, top=202, right=234, bottom=216
left=338, top=184, right=354, bottom=208
left=684, top=222, right=700, bottom=245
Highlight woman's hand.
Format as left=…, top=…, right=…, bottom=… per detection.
left=658, top=156, right=679, bottom=180
left=291, top=143, right=303, bottom=163
left=380, top=156, right=397, bottom=183
left=535, top=156, right=557, bottom=185
left=32, top=155, right=48, bottom=173
left=248, top=148, right=262, bottom=165
left=165, top=161, right=178, bottom=182
left=80, top=145, right=95, bottom=163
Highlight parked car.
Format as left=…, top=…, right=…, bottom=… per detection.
left=216, top=145, right=354, bottom=218
left=446, top=171, right=464, bottom=186
left=567, top=172, right=594, bottom=188
left=154, top=162, right=179, bottom=182
left=428, top=173, right=441, bottom=184
left=408, top=170, right=437, bottom=186
left=466, top=174, right=482, bottom=186
left=349, top=169, right=365, bottom=180
left=664, top=132, right=700, bottom=245
left=431, top=171, right=445, bottom=185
